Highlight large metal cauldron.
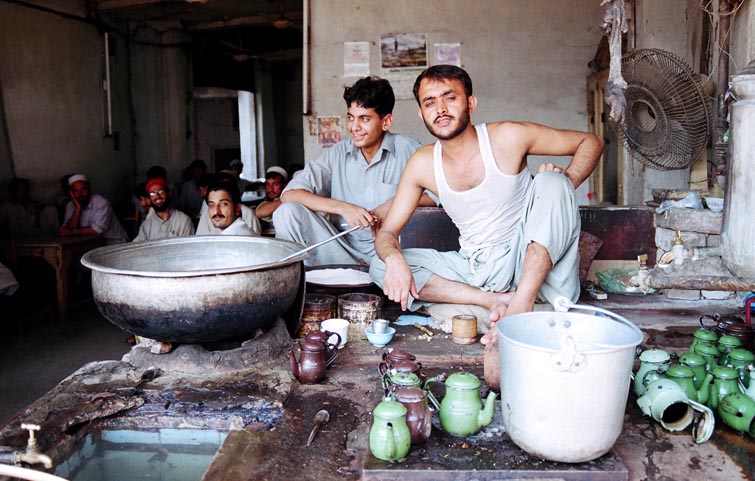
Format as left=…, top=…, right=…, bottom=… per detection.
left=81, top=236, right=307, bottom=343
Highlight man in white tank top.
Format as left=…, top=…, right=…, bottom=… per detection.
left=370, top=65, right=604, bottom=389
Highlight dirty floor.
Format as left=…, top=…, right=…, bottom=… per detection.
left=1, top=292, right=754, bottom=481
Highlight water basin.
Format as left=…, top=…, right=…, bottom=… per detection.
left=54, top=427, right=227, bottom=481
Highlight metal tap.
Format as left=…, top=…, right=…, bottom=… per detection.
left=16, top=423, right=53, bottom=469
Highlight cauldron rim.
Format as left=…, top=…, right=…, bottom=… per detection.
left=81, top=235, right=307, bottom=278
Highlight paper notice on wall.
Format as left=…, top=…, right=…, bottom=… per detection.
left=344, top=42, right=370, bottom=77
left=317, top=116, right=342, bottom=148
left=434, top=43, right=461, bottom=66
left=380, top=33, right=428, bottom=100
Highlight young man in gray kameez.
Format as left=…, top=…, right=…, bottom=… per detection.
left=274, top=76, right=436, bottom=266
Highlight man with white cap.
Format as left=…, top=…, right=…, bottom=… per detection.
left=60, top=174, right=129, bottom=244
left=255, top=166, right=288, bottom=233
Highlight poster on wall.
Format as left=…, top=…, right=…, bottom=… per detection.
left=317, top=116, right=342, bottom=148
left=434, top=43, right=461, bottom=67
left=344, top=41, right=370, bottom=77
left=380, top=33, right=428, bottom=100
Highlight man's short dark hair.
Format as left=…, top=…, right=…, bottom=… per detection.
left=9, top=178, right=30, bottom=192
left=343, top=76, right=395, bottom=117
left=146, top=165, right=168, bottom=180
left=412, top=65, right=474, bottom=104
left=206, top=181, right=241, bottom=205
left=197, top=173, right=217, bottom=189
left=134, top=181, right=148, bottom=198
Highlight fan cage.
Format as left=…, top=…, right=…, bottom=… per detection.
left=613, top=49, right=711, bottom=171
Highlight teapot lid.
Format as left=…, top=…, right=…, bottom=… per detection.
left=373, top=400, right=407, bottom=419
left=639, top=349, right=671, bottom=363
left=445, top=372, right=480, bottom=390
left=693, top=329, right=718, bottom=341
left=718, top=335, right=743, bottom=347
left=300, top=340, right=325, bottom=352
left=694, top=343, right=719, bottom=356
left=666, top=364, right=694, bottom=378
left=679, top=352, right=706, bottom=366
left=387, top=349, right=415, bottom=361
left=304, top=331, right=328, bottom=341
left=728, top=348, right=755, bottom=362
left=389, top=371, right=421, bottom=387
left=710, top=365, right=738, bottom=379
left=394, top=387, right=425, bottom=403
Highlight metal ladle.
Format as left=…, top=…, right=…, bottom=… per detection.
left=279, top=225, right=361, bottom=263
left=129, top=367, right=160, bottom=395
left=306, top=409, right=330, bottom=446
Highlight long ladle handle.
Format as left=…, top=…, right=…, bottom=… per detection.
left=279, top=224, right=361, bottom=263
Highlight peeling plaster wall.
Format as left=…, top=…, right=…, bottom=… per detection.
left=305, top=0, right=605, bottom=203
left=0, top=2, right=134, bottom=207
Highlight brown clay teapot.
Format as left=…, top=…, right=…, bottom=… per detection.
left=394, top=386, right=433, bottom=445
left=289, top=340, right=334, bottom=384
left=303, top=330, right=340, bottom=366
left=700, top=313, right=754, bottom=351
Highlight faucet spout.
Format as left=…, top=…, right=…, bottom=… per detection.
left=17, top=452, right=53, bottom=469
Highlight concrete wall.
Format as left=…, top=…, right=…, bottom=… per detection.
left=0, top=1, right=134, bottom=207
left=730, top=0, right=755, bottom=75
left=305, top=0, right=605, bottom=202
left=129, top=27, right=192, bottom=187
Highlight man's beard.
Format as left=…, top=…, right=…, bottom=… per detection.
left=423, top=109, right=470, bottom=141
left=78, top=196, right=91, bottom=209
left=153, top=201, right=170, bottom=213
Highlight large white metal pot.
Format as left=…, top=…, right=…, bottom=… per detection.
left=81, top=236, right=307, bottom=343
left=496, top=299, right=643, bottom=463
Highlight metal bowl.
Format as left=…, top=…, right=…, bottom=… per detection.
left=81, top=236, right=306, bottom=343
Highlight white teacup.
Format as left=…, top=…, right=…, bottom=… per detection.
left=321, top=318, right=349, bottom=349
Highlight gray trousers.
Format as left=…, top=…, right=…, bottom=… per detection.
left=369, top=171, right=581, bottom=310
left=273, top=201, right=375, bottom=267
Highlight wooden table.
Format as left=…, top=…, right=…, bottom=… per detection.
left=14, top=235, right=104, bottom=320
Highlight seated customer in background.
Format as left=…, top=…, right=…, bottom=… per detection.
left=0, top=177, right=59, bottom=237
left=60, top=174, right=129, bottom=244
left=255, top=166, right=288, bottom=234
left=199, top=182, right=254, bottom=236
left=176, top=159, right=207, bottom=218
left=195, top=173, right=260, bottom=236
left=133, top=177, right=195, bottom=242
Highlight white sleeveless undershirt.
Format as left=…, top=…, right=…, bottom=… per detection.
left=434, top=123, right=532, bottom=250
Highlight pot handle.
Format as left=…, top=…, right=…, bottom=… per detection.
left=699, top=314, right=718, bottom=329
left=553, top=296, right=643, bottom=342
left=550, top=334, right=587, bottom=373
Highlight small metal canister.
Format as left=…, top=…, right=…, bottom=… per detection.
left=452, top=314, right=478, bottom=344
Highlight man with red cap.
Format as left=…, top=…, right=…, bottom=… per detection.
left=133, top=177, right=195, bottom=242
left=60, top=174, right=129, bottom=244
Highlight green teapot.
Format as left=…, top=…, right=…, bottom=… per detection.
left=428, top=372, right=496, bottom=436
left=719, top=392, right=755, bottom=436
left=726, top=348, right=755, bottom=387
left=666, top=364, right=707, bottom=403
left=679, top=352, right=708, bottom=390
left=743, top=371, right=755, bottom=402
left=369, top=400, right=411, bottom=461
left=717, top=335, right=742, bottom=365
left=688, top=327, right=718, bottom=354
left=694, top=342, right=720, bottom=373
left=700, top=365, right=743, bottom=410
left=634, top=349, right=671, bottom=396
